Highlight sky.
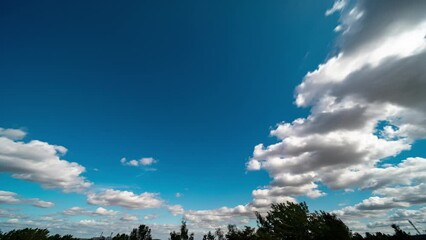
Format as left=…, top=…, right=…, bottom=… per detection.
left=1, top=0, right=426, bottom=238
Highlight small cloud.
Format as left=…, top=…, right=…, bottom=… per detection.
left=166, top=205, right=184, bottom=216
left=0, top=128, right=26, bottom=140
left=63, top=207, right=87, bottom=215
left=93, top=207, right=118, bottom=216
left=120, top=214, right=138, bottom=221
left=121, top=157, right=157, bottom=168
left=334, top=25, right=343, bottom=32
left=175, top=192, right=183, bottom=198
left=29, top=199, right=54, bottom=208
left=325, top=0, right=347, bottom=16
left=143, top=214, right=159, bottom=220
left=7, top=218, right=19, bottom=223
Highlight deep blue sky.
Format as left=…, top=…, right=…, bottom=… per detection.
left=1, top=0, right=337, bottom=202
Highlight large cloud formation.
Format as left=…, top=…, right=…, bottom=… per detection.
left=0, top=129, right=92, bottom=192
left=184, top=0, right=426, bottom=231
left=245, top=0, right=426, bottom=232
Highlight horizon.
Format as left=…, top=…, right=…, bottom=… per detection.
left=1, top=0, right=426, bottom=239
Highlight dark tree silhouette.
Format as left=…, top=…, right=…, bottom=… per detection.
left=0, top=228, right=77, bottom=240
left=225, top=225, right=256, bottom=240
left=391, top=224, right=409, bottom=240
left=309, top=210, right=352, bottom=240
left=215, top=228, right=225, bottom=240
left=169, top=220, right=194, bottom=240
left=202, top=231, right=215, bottom=240
left=112, top=233, right=130, bottom=240
left=129, top=224, right=152, bottom=240
left=256, top=202, right=310, bottom=240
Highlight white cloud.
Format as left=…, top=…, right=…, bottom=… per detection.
left=0, top=190, right=54, bottom=208
left=121, top=157, right=157, bottom=167
left=175, top=192, right=183, bottom=198
left=62, top=206, right=120, bottom=217
left=62, top=207, right=87, bottom=215
left=0, top=129, right=92, bottom=192
left=6, top=219, right=19, bottom=223
left=325, top=0, right=348, bottom=16
left=93, top=207, right=118, bottom=216
left=144, top=214, right=159, bottom=220
left=120, top=214, right=138, bottom=221
left=166, top=204, right=184, bottom=216
left=0, top=128, right=26, bottom=140
left=28, top=199, right=54, bottom=208
left=0, top=190, right=21, bottom=204
left=87, top=189, right=163, bottom=209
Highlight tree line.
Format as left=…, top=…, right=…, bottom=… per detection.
left=0, top=201, right=413, bottom=240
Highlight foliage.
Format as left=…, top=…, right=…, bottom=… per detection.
left=309, top=211, right=352, bottom=240
left=256, top=201, right=311, bottom=240
left=225, top=225, right=256, bottom=240
left=0, top=228, right=77, bottom=240
left=202, top=231, right=215, bottom=240
left=169, top=220, right=194, bottom=240
left=113, top=233, right=130, bottom=240
left=129, top=224, right=152, bottom=240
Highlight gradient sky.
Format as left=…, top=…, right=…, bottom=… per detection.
left=1, top=0, right=426, bottom=239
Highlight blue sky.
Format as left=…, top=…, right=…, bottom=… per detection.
left=1, top=0, right=426, bottom=238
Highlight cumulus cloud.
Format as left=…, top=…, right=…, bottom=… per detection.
left=87, top=189, right=163, bottom=209
left=62, top=207, right=87, bottom=216
left=93, top=207, right=118, bottom=216
left=0, top=129, right=92, bottom=192
left=0, top=190, right=21, bottom=204
left=62, top=206, right=119, bottom=216
left=120, top=214, right=138, bottom=221
left=144, top=214, right=159, bottom=220
left=245, top=0, right=426, bottom=215
left=0, top=190, right=54, bottom=208
left=120, top=157, right=157, bottom=167
left=166, top=204, right=184, bottom=216
left=236, top=0, right=426, bottom=232
left=29, top=199, right=55, bottom=208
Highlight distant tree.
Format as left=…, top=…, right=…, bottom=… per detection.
left=391, top=224, right=409, bottom=240
left=256, top=202, right=310, bottom=240
left=215, top=228, right=225, bottom=240
left=309, top=211, right=352, bottom=240
left=48, top=234, right=62, bottom=240
left=60, top=234, right=77, bottom=240
left=1, top=228, right=50, bottom=240
left=202, top=231, right=215, bottom=240
left=225, top=225, right=256, bottom=240
left=169, top=231, right=180, bottom=240
left=129, top=224, right=152, bottom=240
left=130, top=228, right=138, bottom=240
left=169, top=220, right=194, bottom=240
left=352, top=232, right=364, bottom=240
left=113, top=233, right=130, bottom=240
left=364, top=232, right=391, bottom=240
